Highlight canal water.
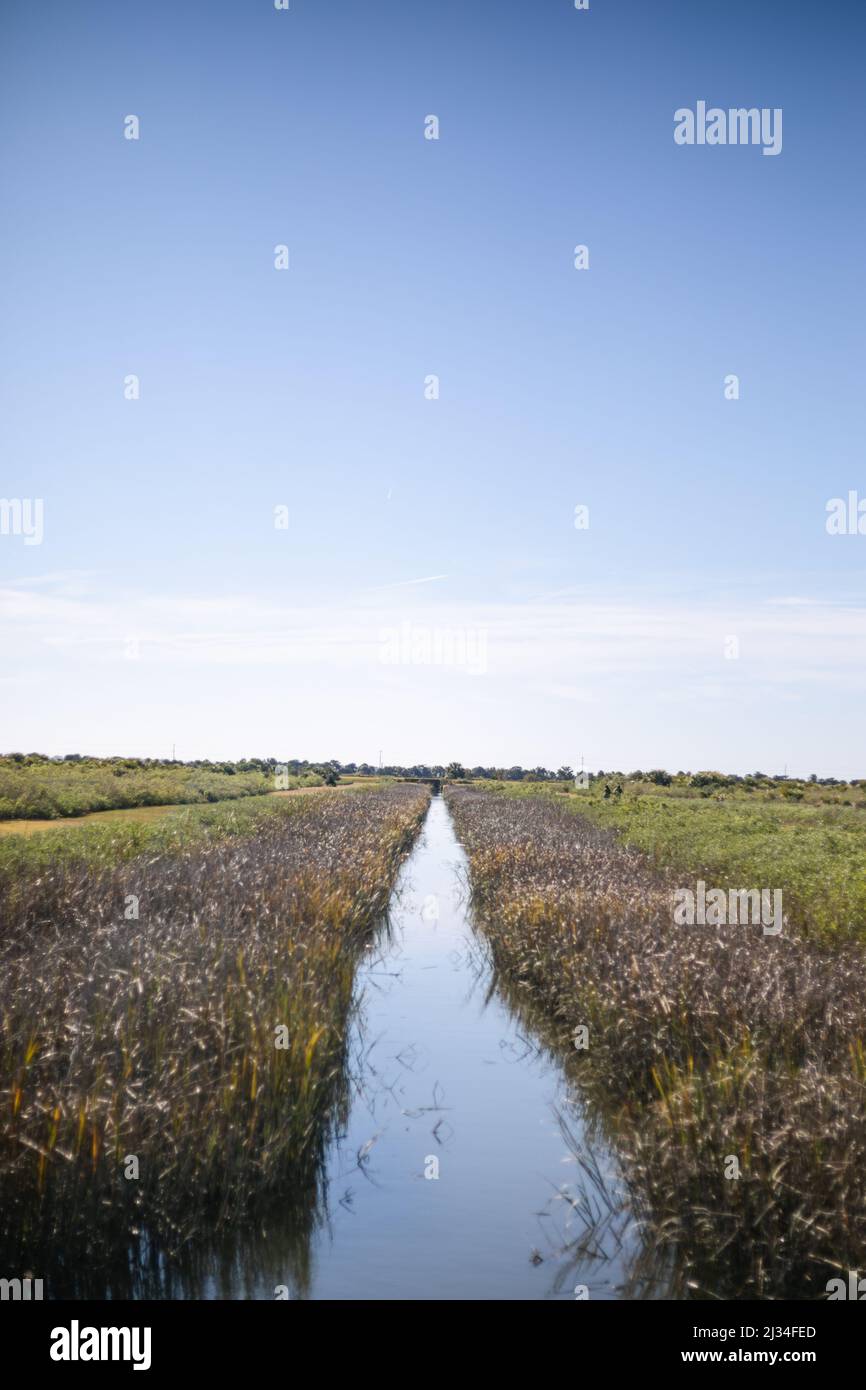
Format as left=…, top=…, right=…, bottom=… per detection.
left=240, top=792, right=642, bottom=1300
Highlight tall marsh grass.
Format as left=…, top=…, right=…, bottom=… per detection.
left=447, top=785, right=866, bottom=1298
left=484, top=779, right=866, bottom=942
left=0, top=756, right=306, bottom=821
left=0, top=784, right=428, bottom=1295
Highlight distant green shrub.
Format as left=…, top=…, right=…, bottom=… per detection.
left=0, top=756, right=282, bottom=821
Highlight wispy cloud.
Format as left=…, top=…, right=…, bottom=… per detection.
left=3, top=579, right=865, bottom=690
left=366, top=574, right=450, bottom=591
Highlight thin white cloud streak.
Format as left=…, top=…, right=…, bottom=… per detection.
left=367, top=574, right=450, bottom=590
left=2, top=583, right=865, bottom=689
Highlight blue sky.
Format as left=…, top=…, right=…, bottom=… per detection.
left=1, top=0, right=864, bottom=773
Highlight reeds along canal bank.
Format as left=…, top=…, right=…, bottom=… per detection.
left=0, top=784, right=429, bottom=1298
left=445, top=784, right=866, bottom=1300
left=259, top=790, right=641, bottom=1301
left=1, top=783, right=645, bottom=1300
left=12, top=777, right=854, bottom=1300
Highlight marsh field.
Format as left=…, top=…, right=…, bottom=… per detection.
left=0, top=759, right=864, bottom=1300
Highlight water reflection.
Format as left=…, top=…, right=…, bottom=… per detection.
left=27, top=795, right=662, bottom=1300
left=270, top=794, right=648, bottom=1300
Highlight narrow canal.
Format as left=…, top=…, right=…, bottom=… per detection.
left=255, top=792, right=642, bottom=1300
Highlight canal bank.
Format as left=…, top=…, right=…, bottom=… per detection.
left=248, top=792, right=640, bottom=1300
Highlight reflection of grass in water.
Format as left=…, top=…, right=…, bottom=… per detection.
left=0, top=785, right=429, bottom=1299
left=466, top=936, right=672, bottom=1300
left=43, top=1154, right=329, bottom=1300
left=448, top=785, right=866, bottom=1300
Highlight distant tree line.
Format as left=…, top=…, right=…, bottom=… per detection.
left=2, top=753, right=860, bottom=794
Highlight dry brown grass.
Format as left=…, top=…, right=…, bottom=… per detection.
left=0, top=784, right=429, bottom=1295
left=447, top=785, right=866, bottom=1299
